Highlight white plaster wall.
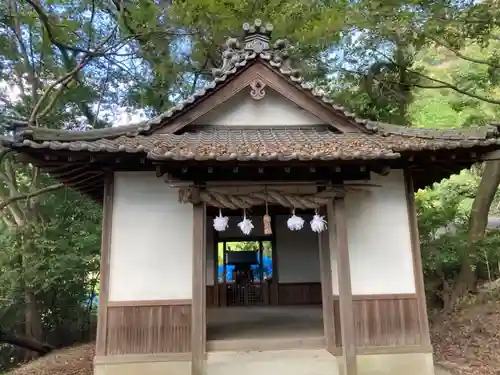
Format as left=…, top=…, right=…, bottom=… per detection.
left=108, top=171, right=193, bottom=301
left=330, top=170, right=416, bottom=295
left=193, top=89, right=323, bottom=126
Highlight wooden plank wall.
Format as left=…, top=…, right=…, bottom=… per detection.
left=206, top=282, right=322, bottom=306
left=332, top=295, right=421, bottom=348
left=278, top=282, right=322, bottom=305
left=206, top=284, right=422, bottom=348
left=105, top=302, right=191, bottom=355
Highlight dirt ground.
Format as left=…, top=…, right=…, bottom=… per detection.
left=7, top=344, right=94, bottom=375
left=6, top=300, right=500, bottom=375
left=431, top=299, right=500, bottom=375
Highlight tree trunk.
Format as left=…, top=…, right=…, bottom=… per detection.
left=24, top=289, right=44, bottom=360
left=450, top=160, right=500, bottom=306
left=395, top=45, right=411, bottom=126
left=0, top=328, right=54, bottom=355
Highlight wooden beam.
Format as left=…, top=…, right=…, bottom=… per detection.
left=192, top=202, right=207, bottom=375
left=480, top=149, right=500, bottom=161
left=318, top=223, right=336, bottom=353
left=370, top=165, right=390, bottom=176
left=328, top=198, right=357, bottom=375
left=95, top=173, right=114, bottom=356
left=404, top=170, right=431, bottom=347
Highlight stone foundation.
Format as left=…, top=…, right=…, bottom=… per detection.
left=94, top=351, right=435, bottom=375
left=351, top=353, right=435, bottom=375
left=94, top=355, right=191, bottom=375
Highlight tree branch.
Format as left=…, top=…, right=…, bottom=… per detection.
left=426, top=35, right=500, bottom=69
left=0, top=328, right=54, bottom=355
left=340, top=67, right=450, bottom=89
left=338, top=57, right=500, bottom=106
left=31, top=21, right=120, bottom=125
left=408, top=69, right=500, bottom=105
left=29, top=57, right=91, bottom=124
left=25, top=0, right=114, bottom=57
left=8, top=1, right=39, bottom=104
left=189, top=57, right=209, bottom=95
left=0, top=183, right=64, bottom=211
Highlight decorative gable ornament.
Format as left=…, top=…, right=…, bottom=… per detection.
left=249, top=78, right=266, bottom=100
left=242, top=19, right=273, bottom=52
left=211, top=19, right=293, bottom=81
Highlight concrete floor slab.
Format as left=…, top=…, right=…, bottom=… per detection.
left=206, top=349, right=339, bottom=375
left=207, top=305, right=324, bottom=340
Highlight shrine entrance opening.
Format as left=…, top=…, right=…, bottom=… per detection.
left=218, top=240, right=273, bottom=306
left=205, top=204, right=326, bottom=351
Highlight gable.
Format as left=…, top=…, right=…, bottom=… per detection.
left=192, top=87, right=323, bottom=126
left=154, top=62, right=363, bottom=134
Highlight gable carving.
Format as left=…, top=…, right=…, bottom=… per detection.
left=249, top=78, right=266, bottom=100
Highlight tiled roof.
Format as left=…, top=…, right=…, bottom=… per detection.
left=2, top=20, right=500, bottom=163
left=7, top=125, right=500, bottom=162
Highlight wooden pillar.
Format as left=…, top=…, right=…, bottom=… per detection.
left=328, top=198, right=357, bottom=375
left=221, top=241, right=227, bottom=306
left=213, top=229, right=219, bottom=307
left=404, top=170, right=431, bottom=347
left=270, top=214, right=279, bottom=305
left=95, top=173, right=114, bottom=356
left=318, top=214, right=336, bottom=353
left=192, top=202, right=206, bottom=375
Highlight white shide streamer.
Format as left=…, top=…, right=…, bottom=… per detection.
left=213, top=210, right=229, bottom=232
left=287, top=211, right=305, bottom=231
left=237, top=210, right=254, bottom=235
left=310, top=214, right=327, bottom=233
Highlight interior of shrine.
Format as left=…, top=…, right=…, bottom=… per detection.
left=205, top=206, right=325, bottom=350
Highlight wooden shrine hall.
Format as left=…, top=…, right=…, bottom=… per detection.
left=3, top=19, right=500, bottom=375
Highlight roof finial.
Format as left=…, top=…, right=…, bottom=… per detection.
left=211, top=19, right=292, bottom=80
left=242, top=19, right=273, bottom=53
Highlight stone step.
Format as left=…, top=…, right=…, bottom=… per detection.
left=206, top=349, right=339, bottom=375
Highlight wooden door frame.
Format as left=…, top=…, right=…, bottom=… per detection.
left=192, top=202, right=207, bottom=375
left=318, top=207, right=336, bottom=353
left=195, top=197, right=357, bottom=374
left=329, top=197, right=357, bottom=375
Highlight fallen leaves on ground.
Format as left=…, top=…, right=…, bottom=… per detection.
left=432, top=300, right=500, bottom=375
left=5, top=299, right=500, bottom=375
left=7, top=343, right=94, bottom=375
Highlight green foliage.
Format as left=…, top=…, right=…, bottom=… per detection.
left=1, top=0, right=500, bottom=369
left=121, top=0, right=353, bottom=112
left=0, top=188, right=101, bottom=371
left=416, top=170, right=500, bottom=306
left=217, top=241, right=272, bottom=267
left=409, top=43, right=500, bottom=128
